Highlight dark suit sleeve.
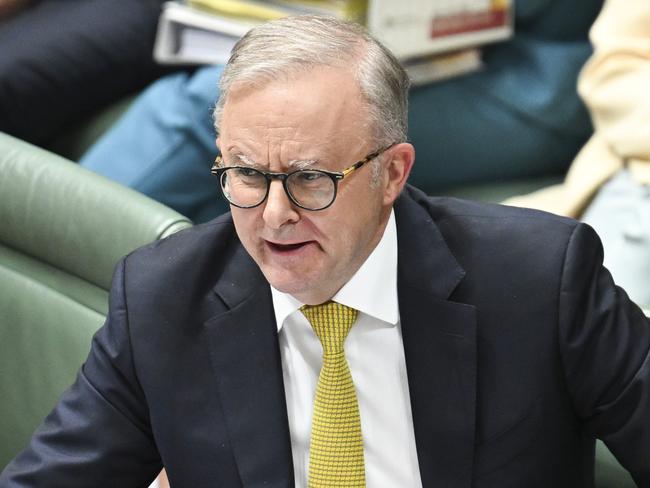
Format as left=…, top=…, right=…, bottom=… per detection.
left=0, top=259, right=161, bottom=487
left=558, top=223, right=650, bottom=485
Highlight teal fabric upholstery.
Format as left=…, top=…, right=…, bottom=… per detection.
left=0, top=132, right=192, bottom=469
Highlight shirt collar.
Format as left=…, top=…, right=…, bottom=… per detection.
left=271, top=210, right=399, bottom=331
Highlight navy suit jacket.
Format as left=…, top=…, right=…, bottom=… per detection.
left=2, top=186, right=649, bottom=487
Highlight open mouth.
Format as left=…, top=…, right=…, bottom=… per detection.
left=266, top=240, right=312, bottom=253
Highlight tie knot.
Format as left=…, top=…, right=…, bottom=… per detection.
left=301, top=301, right=358, bottom=355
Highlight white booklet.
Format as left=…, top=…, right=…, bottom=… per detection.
left=154, top=2, right=258, bottom=65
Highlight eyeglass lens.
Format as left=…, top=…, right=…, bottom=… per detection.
left=220, top=167, right=336, bottom=210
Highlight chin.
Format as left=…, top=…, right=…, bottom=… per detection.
left=264, top=269, right=310, bottom=294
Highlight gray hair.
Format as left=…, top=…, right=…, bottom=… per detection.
left=213, top=15, right=410, bottom=148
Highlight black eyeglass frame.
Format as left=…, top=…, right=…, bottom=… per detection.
left=210, top=143, right=397, bottom=211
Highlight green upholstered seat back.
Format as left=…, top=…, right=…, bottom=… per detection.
left=0, top=132, right=192, bottom=469
left=0, top=132, right=191, bottom=292
left=595, top=440, right=636, bottom=487
left=0, top=248, right=105, bottom=468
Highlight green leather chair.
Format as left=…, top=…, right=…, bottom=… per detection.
left=596, top=440, right=637, bottom=487
left=0, top=132, right=192, bottom=469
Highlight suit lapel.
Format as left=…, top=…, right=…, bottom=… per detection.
left=395, top=191, right=477, bottom=488
left=204, top=242, right=294, bottom=487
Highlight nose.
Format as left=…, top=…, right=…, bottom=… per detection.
left=262, top=180, right=300, bottom=229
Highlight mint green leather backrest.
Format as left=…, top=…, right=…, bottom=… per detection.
left=596, top=440, right=636, bottom=487
left=0, top=132, right=192, bottom=469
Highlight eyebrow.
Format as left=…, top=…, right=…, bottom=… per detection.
left=233, top=153, right=257, bottom=166
left=287, top=158, right=318, bottom=170
left=229, top=152, right=320, bottom=171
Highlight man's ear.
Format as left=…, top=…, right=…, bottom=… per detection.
left=215, top=137, right=221, bottom=152
left=382, top=142, right=415, bottom=206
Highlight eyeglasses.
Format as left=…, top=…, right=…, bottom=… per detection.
left=210, top=144, right=396, bottom=211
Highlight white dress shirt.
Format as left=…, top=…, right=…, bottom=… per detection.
left=271, top=211, right=423, bottom=488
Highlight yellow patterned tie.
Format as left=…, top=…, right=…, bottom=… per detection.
left=301, top=301, right=366, bottom=488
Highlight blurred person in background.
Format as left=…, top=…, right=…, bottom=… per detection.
left=507, top=0, right=650, bottom=312
left=0, top=0, right=173, bottom=147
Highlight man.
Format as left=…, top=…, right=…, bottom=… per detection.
left=1, top=15, right=649, bottom=488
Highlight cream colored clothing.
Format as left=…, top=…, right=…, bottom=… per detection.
left=506, top=0, right=650, bottom=217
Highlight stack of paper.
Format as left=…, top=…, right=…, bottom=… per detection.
left=153, top=0, right=513, bottom=85
left=154, top=2, right=259, bottom=65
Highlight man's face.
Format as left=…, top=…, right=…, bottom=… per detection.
left=218, top=66, right=408, bottom=304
